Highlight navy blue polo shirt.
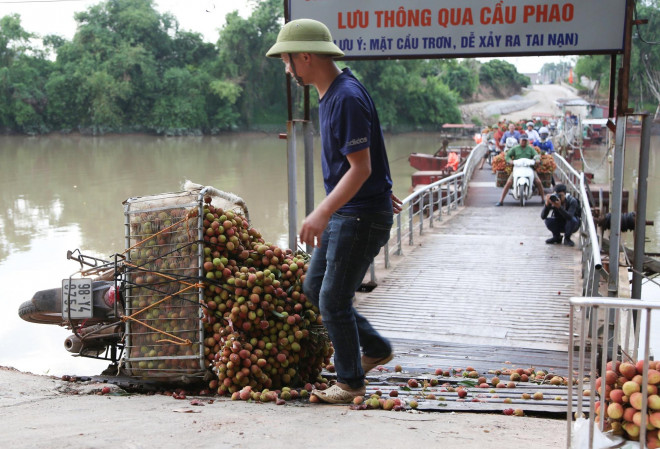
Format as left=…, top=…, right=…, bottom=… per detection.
left=318, top=68, right=393, bottom=214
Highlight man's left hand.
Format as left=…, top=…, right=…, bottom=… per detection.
left=299, top=208, right=330, bottom=248
left=391, top=193, right=403, bottom=214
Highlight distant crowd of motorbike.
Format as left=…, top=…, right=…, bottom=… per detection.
left=480, top=115, right=565, bottom=162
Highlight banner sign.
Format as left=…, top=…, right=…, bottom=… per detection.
left=289, top=0, right=627, bottom=59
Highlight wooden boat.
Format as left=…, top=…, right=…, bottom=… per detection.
left=408, top=153, right=448, bottom=171
left=409, top=147, right=472, bottom=189
left=408, top=146, right=472, bottom=171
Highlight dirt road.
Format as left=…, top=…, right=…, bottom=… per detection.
left=461, top=84, right=578, bottom=125
left=0, top=366, right=567, bottom=449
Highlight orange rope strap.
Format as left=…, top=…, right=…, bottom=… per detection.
left=123, top=261, right=199, bottom=288
left=121, top=282, right=205, bottom=346
left=123, top=215, right=195, bottom=255
left=121, top=211, right=202, bottom=345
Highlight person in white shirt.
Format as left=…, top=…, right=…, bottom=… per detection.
left=525, top=121, right=540, bottom=143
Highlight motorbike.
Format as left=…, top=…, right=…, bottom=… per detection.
left=18, top=250, right=126, bottom=366
left=510, top=158, right=537, bottom=207
left=503, top=136, right=518, bottom=153
left=486, top=139, right=500, bottom=166
left=17, top=183, right=251, bottom=377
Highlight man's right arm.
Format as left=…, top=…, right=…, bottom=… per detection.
left=505, top=147, right=516, bottom=163
left=541, top=203, right=552, bottom=220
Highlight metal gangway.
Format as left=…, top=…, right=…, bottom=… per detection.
left=356, top=142, right=602, bottom=390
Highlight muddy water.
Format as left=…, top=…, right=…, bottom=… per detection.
left=0, top=133, right=657, bottom=376
left=0, top=132, right=452, bottom=375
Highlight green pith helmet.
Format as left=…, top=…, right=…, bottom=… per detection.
left=266, top=18, right=344, bottom=58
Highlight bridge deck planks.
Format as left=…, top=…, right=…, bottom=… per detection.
left=350, top=168, right=586, bottom=414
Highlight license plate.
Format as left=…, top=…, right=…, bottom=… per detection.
left=62, top=278, right=94, bottom=319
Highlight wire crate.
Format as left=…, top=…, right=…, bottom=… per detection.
left=122, top=188, right=206, bottom=382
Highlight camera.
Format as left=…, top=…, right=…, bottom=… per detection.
left=550, top=194, right=559, bottom=202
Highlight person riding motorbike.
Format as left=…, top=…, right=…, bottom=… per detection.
left=534, top=116, right=544, bottom=129
left=525, top=121, right=540, bottom=143
left=494, top=136, right=545, bottom=206
left=478, top=138, right=499, bottom=170
left=499, top=123, right=521, bottom=147
left=533, top=127, right=554, bottom=154
left=493, top=122, right=505, bottom=150
left=503, top=136, right=518, bottom=152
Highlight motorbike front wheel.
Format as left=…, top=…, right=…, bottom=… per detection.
left=18, top=298, right=63, bottom=324
left=520, top=185, right=528, bottom=207
left=19, top=281, right=116, bottom=325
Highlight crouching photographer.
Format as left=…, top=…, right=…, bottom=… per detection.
left=541, top=184, right=580, bottom=247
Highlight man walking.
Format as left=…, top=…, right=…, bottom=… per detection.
left=267, top=19, right=401, bottom=403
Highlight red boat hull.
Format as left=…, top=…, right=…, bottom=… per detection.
left=412, top=170, right=452, bottom=187
left=408, top=153, right=448, bottom=171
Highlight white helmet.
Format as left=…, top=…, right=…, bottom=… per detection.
left=526, top=121, right=534, bottom=128
left=505, top=137, right=518, bottom=149
left=539, top=126, right=549, bottom=134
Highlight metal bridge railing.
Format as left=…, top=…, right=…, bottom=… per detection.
left=368, top=146, right=603, bottom=299
left=552, top=153, right=604, bottom=297
left=368, top=142, right=486, bottom=279
left=567, top=296, right=659, bottom=449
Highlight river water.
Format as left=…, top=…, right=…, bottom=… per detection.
left=0, top=133, right=658, bottom=375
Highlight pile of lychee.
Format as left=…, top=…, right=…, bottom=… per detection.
left=196, top=197, right=333, bottom=396
left=124, top=195, right=333, bottom=396
left=596, top=360, right=660, bottom=447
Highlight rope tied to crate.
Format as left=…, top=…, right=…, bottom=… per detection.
left=121, top=281, right=204, bottom=346
left=124, top=215, right=193, bottom=255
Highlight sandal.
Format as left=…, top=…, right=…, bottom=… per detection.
left=311, top=384, right=365, bottom=404
left=361, top=353, right=394, bottom=374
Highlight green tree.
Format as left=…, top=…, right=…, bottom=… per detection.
left=84, top=70, right=128, bottom=131
left=0, top=14, right=51, bottom=133
left=574, top=55, right=610, bottom=100
left=43, top=0, right=223, bottom=134
left=407, top=76, right=461, bottom=125
left=150, top=67, right=207, bottom=134
left=572, top=1, right=660, bottom=115
left=209, top=79, right=242, bottom=130
left=631, top=0, right=660, bottom=118
left=440, top=60, right=479, bottom=99
left=349, top=59, right=461, bottom=130
left=0, top=14, right=31, bottom=66
left=479, top=60, right=530, bottom=97
left=216, top=0, right=285, bottom=128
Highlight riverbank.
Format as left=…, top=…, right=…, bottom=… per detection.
left=0, top=366, right=567, bottom=449
left=460, top=84, right=575, bottom=125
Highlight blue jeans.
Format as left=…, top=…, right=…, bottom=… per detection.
left=545, top=215, right=580, bottom=240
left=303, top=211, right=393, bottom=389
